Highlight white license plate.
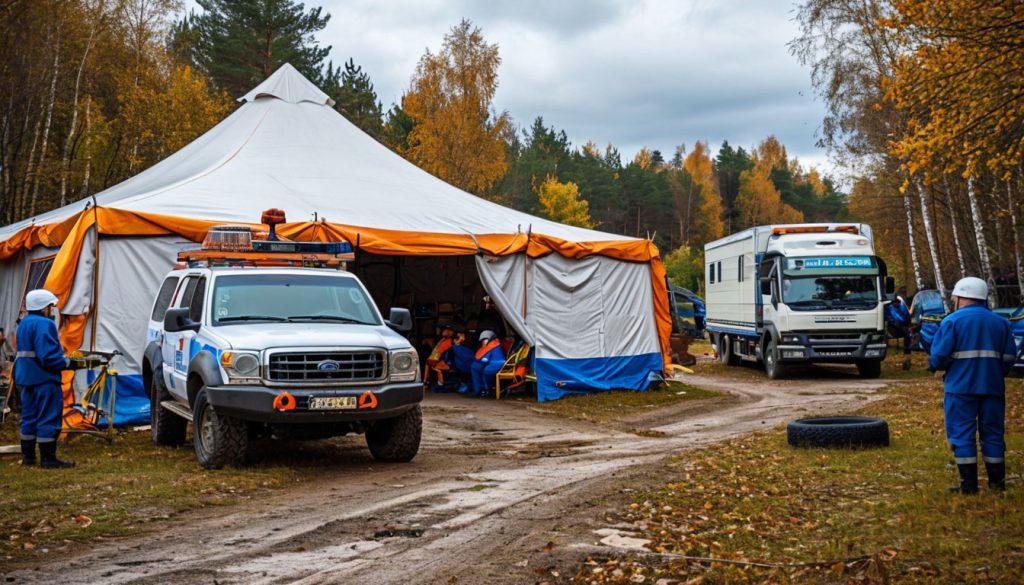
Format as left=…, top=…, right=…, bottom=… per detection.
left=308, top=396, right=358, bottom=410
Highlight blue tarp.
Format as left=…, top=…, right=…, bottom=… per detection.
left=534, top=352, right=663, bottom=402
left=77, top=371, right=150, bottom=426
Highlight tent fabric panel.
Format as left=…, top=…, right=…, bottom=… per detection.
left=649, top=257, right=673, bottom=369
left=475, top=254, right=535, bottom=346
left=530, top=254, right=606, bottom=360
left=91, top=236, right=183, bottom=376
left=64, top=226, right=96, bottom=315
left=598, top=257, right=661, bottom=359
left=84, top=371, right=149, bottom=426
left=534, top=353, right=662, bottom=402
left=0, top=251, right=30, bottom=335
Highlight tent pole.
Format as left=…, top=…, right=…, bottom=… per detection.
left=522, top=225, right=531, bottom=319
left=89, top=201, right=100, bottom=350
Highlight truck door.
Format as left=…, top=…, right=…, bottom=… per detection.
left=162, top=275, right=200, bottom=399
left=760, top=259, right=779, bottom=327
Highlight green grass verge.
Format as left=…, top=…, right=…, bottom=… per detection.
left=0, top=423, right=337, bottom=566
left=576, top=377, right=1024, bottom=584
left=525, top=381, right=721, bottom=424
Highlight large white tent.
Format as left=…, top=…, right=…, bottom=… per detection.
left=0, top=64, right=671, bottom=414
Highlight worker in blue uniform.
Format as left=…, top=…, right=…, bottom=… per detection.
left=885, top=295, right=912, bottom=369
left=929, top=277, right=1016, bottom=493
left=470, top=330, right=505, bottom=397
left=15, top=289, right=73, bottom=469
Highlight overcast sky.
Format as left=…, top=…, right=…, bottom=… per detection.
left=185, top=0, right=830, bottom=172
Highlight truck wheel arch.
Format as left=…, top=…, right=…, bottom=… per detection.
left=187, top=350, right=224, bottom=406
left=142, top=341, right=162, bottom=398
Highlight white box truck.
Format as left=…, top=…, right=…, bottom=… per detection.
left=704, top=223, right=894, bottom=379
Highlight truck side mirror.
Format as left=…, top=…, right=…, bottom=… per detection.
left=387, top=307, right=413, bottom=332
left=885, top=277, right=895, bottom=295
left=759, top=277, right=772, bottom=296
left=164, top=307, right=200, bottom=333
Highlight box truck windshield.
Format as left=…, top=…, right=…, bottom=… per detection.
left=781, top=256, right=879, bottom=311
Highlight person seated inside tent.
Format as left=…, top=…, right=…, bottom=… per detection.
left=424, top=322, right=457, bottom=391
left=470, top=329, right=505, bottom=398
left=449, top=326, right=476, bottom=393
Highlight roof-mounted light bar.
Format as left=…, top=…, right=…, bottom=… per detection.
left=771, top=225, right=859, bottom=236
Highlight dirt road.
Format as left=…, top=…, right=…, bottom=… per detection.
left=6, top=370, right=890, bottom=584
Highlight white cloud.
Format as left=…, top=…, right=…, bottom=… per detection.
left=184, top=0, right=832, bottom=174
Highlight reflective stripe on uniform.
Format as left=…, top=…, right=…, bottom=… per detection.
left=983, top=456, right=1005, bottom=464
left=19, top=434, right=36, bottom=441
left=954, top=456, right=978, bottom=464
left=16, top=351, right=37, bottom=358
left=950, top=350, right=1006, bottom=359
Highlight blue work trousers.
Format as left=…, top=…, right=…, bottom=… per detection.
left=20, top=382, right=64, bottom=442
left=944, top=393, right=1005, bottom=464
left=470, top=361, right=502, bottom=396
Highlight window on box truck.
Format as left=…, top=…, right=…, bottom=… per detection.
left=782, top=276, right=878, bottom=310
left=211, top=274, right=381, bottom=326
left=737, top=256, right=744, bottom=282
left=709, top=263, right=715, bottom=284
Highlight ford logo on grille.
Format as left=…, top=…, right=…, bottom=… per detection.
left=317, top=360, right=341, bottom=371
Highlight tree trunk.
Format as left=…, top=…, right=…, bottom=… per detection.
left=1009, top=178, right=1024, bottom=304
left=966, top=176, right=997, bottom=306
left=943, top=175, right=967, bottom=279
left=60, top=3, right=102, bottom=206
left=29, top=26, right=62, bottom=216
left=902, top=188, right=924, bottom=290
left=915, top=179, right=948, bottom=308
left=80, top=98, right=92, bottom=198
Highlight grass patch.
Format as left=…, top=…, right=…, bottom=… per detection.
left=527, top=381, right=720, bottom=423
left=576, top=377, right=1024, bottom=584
left=0, top=423, right=339, bottom=566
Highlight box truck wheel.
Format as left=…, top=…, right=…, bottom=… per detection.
left=857, top=359, right=882, bottom=379
left=718, top=334, right=740, bottom=366
left=764, top=337, right=788, bottom=380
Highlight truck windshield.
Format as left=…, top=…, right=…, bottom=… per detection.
left=782, top=276, right=879, bottom=310
left=211, top=274, right=381, bottom=326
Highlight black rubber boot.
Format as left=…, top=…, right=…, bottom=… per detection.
left=20, top=439, right=36, bottom=466
left=985, top=461, right=1006, bottom=491
left=38, top=441, right=74, bottom=469
left=948, top=463, right=978, bottom=494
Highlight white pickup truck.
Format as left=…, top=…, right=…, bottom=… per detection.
left=141, top=257, right=422, bottom=469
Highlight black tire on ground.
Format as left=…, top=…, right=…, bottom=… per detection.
left=150, top=373, right=186, bottom=446
left=857, top=359, right=883, bottom=379
left=192, top=387, right=248, bottom=469
left=764, top=337, right=788, bottom=380
left=366, top=405, right=422, bottom=462
left=718, top=334, right=741, bottom=366
left=787, top=416, right=890, bottom=448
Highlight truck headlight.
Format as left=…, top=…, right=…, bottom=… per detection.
left=783, top=335, right=801, bottom=344
left=389, top=349, right=419, bottom=382
left=221, top=351, right=261, bottom=384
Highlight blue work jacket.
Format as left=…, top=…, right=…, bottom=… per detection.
left=928, top=304, right=1016, bottom=395
left=886, top=302, right=910, bottom=325
left=14, top=313, right=68, bottom=386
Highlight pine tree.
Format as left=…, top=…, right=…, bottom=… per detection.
left=326, top=58, right=383, bottom=138
left=182, top=0, right=332, bottom=98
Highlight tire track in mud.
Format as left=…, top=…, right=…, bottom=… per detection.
left=6, top=373, right=891, bottom=584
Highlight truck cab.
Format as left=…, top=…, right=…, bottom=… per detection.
left=705, top=224, right=894, bottom=379
left=141, top=231, right=422, bottom=469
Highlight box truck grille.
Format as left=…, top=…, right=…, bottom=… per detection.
left=267, top=351, right=386, bottom=384
left=808, top=334, right=862, bottom=342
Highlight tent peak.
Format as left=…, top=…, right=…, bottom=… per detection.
left=238, top=63, right=335, bottom=106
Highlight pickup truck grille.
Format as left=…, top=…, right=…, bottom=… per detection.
left=266, top=351, right=386, bottom=384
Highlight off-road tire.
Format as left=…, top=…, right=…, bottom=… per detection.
left=787, top=416, right=889, bottom=448
left=192, top=387, right=248, bottom=469
left=857, top=359, right=883, bottom=379
left=764, top=337, right=788, bottom=380
left=718, top=334, right=741, bottom=366
left=151, top=374, right=187, bottom=446
left=366, top=405, right=422, bottom=462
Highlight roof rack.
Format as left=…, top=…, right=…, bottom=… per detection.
left=176, top=249, right=354, bottom=270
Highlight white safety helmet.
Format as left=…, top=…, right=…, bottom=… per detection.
left=25, top=289, right=59, bottom=312
left=951, top=277, right=988, bottom=301
left=479, top=329, right=497, bottom=342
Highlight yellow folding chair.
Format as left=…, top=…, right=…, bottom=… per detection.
left=495, top=342, right=532, bottom=400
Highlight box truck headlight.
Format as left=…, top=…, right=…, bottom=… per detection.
left=783, top=335, right=801, bottom=344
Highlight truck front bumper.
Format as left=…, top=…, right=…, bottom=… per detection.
left=776, top=331, right=887, bottom=363
left=204, top=382, right=423, bottom=423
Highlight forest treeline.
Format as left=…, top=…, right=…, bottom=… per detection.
left=793, top=0, right=1024, bottom=304
left=3, top=1, right=1018, bottom=303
